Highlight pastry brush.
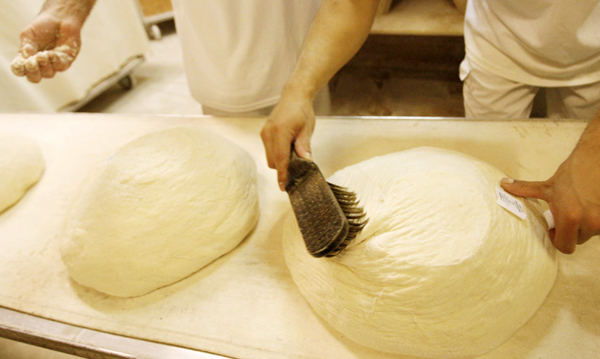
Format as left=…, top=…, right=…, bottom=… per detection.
left=285, top=149, right=368, bottom=257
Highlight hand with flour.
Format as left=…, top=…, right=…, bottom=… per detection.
left=502, top=109, right=600, bottom=254
left=10, top=0, right=96, bottom=83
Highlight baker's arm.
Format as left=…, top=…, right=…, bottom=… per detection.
left=10, top=0, right=97, bottom=83
left=261, top=0, right=380, bottom=191
left=502, top=109, right=600, bottom=254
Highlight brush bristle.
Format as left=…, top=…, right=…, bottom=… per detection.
left=325, top=182, right=368, bottom=257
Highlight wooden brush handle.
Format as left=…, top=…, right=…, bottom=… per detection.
left=285, top=146, right=315, bottom=191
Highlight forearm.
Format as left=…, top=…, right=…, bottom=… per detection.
left=40, top=0, right=97, bottom=26
left=283, top=0, right=380, bottom=101
left=567, top=107, right=600, bottom=204
left=577, top=107, right=600, bottom=150
left=261, top=0, right=380, bottom=188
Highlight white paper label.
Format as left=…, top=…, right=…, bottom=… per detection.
left=496, top=187, right=527, bottom=220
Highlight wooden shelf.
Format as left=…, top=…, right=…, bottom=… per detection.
left=136, top=0, right=173, bottom=39
left=138, top=0, right=172, bottom=18
left=371, top=0, right=464, bottom=36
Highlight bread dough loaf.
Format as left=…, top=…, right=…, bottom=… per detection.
left=283, top=147, right=557, bottom=358
left=0, top=133, right=45, bottom=214
left=61, top=128, right=259, bottom=297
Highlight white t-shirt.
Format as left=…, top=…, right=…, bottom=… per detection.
left=462, top=0, right=600, bottom=87
left=171, top=0, right=321, bottom=112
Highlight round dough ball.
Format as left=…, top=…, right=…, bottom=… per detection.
left=61, top=128, right=259, bottom=297
left=283, top=147, right=557, bottom=358
left=0, top=133, right=45, bottom=214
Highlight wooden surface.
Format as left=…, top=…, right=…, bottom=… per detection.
left=0, top=114, right=599, bottom=359
left=138, top=0, right=172, bottom=18
left=372, top=0, right=464, bottom=36
left=344, top=35, right=465, bottom=80
left=377, top=0, right=397, bottom=15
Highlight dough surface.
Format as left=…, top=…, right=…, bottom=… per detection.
left=283, top=147, right=557, bottom=358
left=0, top=133, right=45, bottom=214
left=61, top=128, right=259, bottom=297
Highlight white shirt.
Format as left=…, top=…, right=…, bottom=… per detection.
left=462, top=0, right=600, bottom=86
left=171, top=0, right=321, bottom=112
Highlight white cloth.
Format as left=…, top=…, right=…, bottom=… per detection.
left=201, top=85, right=331, bottom=117
left=171, top=0, right=321, bottom=113
left=462, top=59, right=600, bottom=119
left=461, top=0, right=600, bottom=87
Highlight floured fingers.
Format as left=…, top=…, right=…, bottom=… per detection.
left=10, top=45, right=76, bottom=83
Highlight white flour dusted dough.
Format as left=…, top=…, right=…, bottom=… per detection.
left=0, top=133, right=45, bottom=214
left=61, top=128, right=259, bottom=297
left=283, top=147, right=557, bottom=358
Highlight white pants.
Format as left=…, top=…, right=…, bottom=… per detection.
left=461, top=61, right=600, bottom=119
left=202, top=86, right=332, bottom=117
